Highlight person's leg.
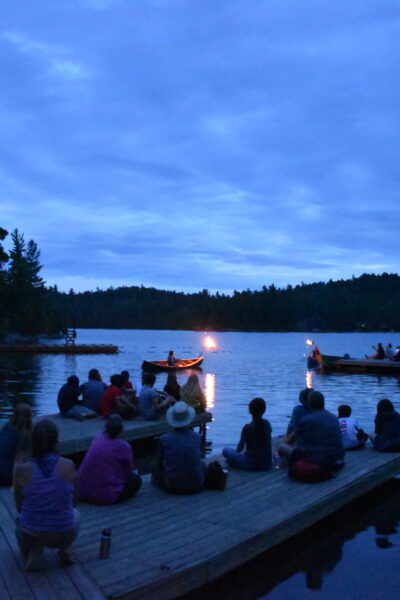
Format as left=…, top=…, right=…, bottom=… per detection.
left=116, top=472, right=142, bottom=502
left=64, top=405, right=96, bottom=421
left=222, top=447, right=251, bottom=470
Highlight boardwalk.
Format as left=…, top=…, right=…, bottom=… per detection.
left=40, top=412, right=212, bottom=455
left=1, top=446, right=400, bottom=599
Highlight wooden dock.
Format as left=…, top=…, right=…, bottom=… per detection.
left=40, top=412, right=212, bottom=456
left=0, top=344, right=119, bottom=354
left=1, top=446, right=400, bottom=599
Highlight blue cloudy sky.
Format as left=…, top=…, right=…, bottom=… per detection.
left=1, top=0, right=399, bottom=293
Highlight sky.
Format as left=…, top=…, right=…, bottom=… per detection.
left=1, top=0, right=399, bottom=294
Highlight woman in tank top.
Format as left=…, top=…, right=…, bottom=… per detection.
left=14, top=419, right=79, bottom=571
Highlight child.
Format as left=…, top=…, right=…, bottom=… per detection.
left=338, top=405, right=367, bottom=450
left=223, top=397, right=272, bottom=471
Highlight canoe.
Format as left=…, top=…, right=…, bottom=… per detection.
left=141, top=357, right=204, bottom=372
left=321, top=354, right=400, bottom=375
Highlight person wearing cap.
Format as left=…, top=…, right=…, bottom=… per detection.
left=152, top=401, right=204, bottom=494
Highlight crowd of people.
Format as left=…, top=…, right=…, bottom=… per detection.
left=366, top=342, right=400, bottom=360
left=1, top=374, right=400, bottom=572
left=57, top=369, right=207, bottom=422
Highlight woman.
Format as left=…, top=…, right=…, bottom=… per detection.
left=180, top=374, right=207, bottom=413
left=164, top=373, right=181, bottom=401
left=77, top=414, right=142, bottom=504
left=223, top=398, right=272, bottom=471
left=0, top=403, right=32, bottom=486
left=14, top=420, right=79, bottom=571
left=366, top=343, right=385, bottom=360
left=101, top=374, right=137, bottom=419
left=374, top=399, right=400, bottom=452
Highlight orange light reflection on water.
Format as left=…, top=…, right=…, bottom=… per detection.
left=205, top=373, right=215, bottom=409
left=306, top=370, right=313, bottom=389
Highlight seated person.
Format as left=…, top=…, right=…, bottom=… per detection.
left=120, top=370, right=133, bottom=390
left=77, top=414, right=142, bottom=504
left=223, top=397, right=272, bottom=471
left=286, top=388, right=313, bottom=436
left=366, top=343, right=385, bottom=360
left=0, top=403, right=32, bottom=486
left=164, top=373, right=181, bottom=401
left=279, top=391, right=345, bottom=472
left=138, top=373, right=174, bottom=420
left=337, top=405, right=367, bottom=450
left=14, top=420, right=79, bottom=571
left=394, top=346, right=400, bottom=362
left=101, top=374, right=137, bottom=420
left=152, top=401, right=204, bottom=494
left=57, top=376, right=97, bottom=421
left=167, top=350, right=176, bottom=366
left=385, top=344, right=394, bottom=360
left=374, top=399, right=400, bottom=452
left=80, top=368, right=107, bottom=413
left=180, top=374, right=207, bottom=413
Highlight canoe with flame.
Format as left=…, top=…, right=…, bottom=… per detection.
left=141, top=357, right=204, bottom=372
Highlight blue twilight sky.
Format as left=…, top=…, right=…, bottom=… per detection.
left=1, top=0, right=399, bottom=294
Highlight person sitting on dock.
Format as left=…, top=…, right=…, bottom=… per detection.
left=152, top=401, right=204, bottom=494
left=0, top=403, right=32, bottom=486
left=279, top=391, right=345, bottom=476
left=77, top=414, right=142, bottom=505
left=373, top=399, right=400, bottom=452
left=80, top=368, right=107, bottom=413
left=395, top=346, right=400, bottom=362
left=164, top=372, right=181, bottom=401
left=14, top=419, right=79, bottom=571
left=101, top=374, right=137, bottom=420
left=286, top=388, right=313, bottom=436
left=385, top=343, right=394, bottom=360
left=337, top=405, right=367, bottom=450
left=138, top=373, right=175, bottom=420
left=365, top=343, right=385, bottom=360
left=58, top=375, right=97, bottom=421
left=180, top=374, right=207, bottom=413
left=167, top=350, right=176, bottom=366
left=222, top=397, right=272, bottom=471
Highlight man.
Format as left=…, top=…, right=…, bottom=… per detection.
left=138, top=373, right=174, bottom=420
left=57, top=376, right=96, bottom=421
left=279, top=391, right=344, bottom=470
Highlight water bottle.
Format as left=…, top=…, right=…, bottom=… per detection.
left=99, top=528, right=112, bottom=559
left=272, top=451, right=281, bottom=470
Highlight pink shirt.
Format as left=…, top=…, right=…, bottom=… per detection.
left=77, top=433, right=133, bottom=504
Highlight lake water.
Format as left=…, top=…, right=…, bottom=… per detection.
left=1, top=329, right=400, bottom=598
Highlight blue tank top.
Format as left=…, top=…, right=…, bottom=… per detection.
left=20, top=453, right=75, bottom=532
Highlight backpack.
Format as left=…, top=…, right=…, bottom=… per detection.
left=204, top=461, right=228, bottom=490
left=288, top=458, right=332, bottom=483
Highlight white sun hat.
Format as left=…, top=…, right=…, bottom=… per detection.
left=166, top=401, right=195, bottom=428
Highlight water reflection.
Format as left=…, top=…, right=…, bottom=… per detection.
left=0, top=354, right=41, bottom=417
left=305, top=370, right=313, bottom=389
left=179, top=480, right=400, bottom=600
left=205, top=373, right=215, bottom=409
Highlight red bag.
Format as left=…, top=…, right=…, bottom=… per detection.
left=289, top=458, right=329, bottom=483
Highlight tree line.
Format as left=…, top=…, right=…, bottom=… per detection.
left=1, top=226, right=400, bottom=338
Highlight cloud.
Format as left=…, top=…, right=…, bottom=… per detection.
left=1, top=1, right=399, bottom=293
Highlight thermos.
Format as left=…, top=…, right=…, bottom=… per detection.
left=99, top=528, right=112, bottom=559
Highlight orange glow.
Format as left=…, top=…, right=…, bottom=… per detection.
left=306, top=339, right=314, bottom=346
left=205, top=373, right=215, bottom=409
left=306, top=370, right=313, bottom=389
left=204, top=335, right=216, bottom=349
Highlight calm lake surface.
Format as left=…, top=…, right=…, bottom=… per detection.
left=1, top=329, right=400, bottom=599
